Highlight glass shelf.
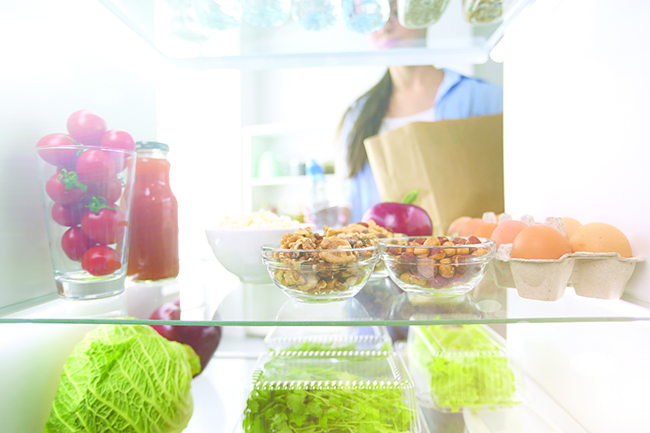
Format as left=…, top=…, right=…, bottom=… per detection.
left=97, top=0, right=536, bottom=69
left=2, top=274, right=649, bottom=326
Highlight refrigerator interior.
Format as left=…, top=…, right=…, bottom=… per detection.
left=1, top=0, right=650, bottom=432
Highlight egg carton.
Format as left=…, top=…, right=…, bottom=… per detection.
left=490, top=250, right=644, bottom=301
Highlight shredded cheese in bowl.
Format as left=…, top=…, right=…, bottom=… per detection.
left=218, top=210, right=302, bottom=229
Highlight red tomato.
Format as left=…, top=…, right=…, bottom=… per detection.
left=76, top=150, right=116, bottom=184
left=85, top=177, right=122, bottom=204
left=82, top=245, right=121, bottom=276
left=67, top=110, right=107, bottom=145
left=36, top=133, right=79, bottom=167
left=81, top=207, right=126, bottom=245
left=101, top=130, right=135, bottom=173
left=100, top=129, right=136, bottom=152
left=45, top=171, right=86, bottom=204
left=61, top=226, right=95, bottom=261
left=51, top=202, right=86, bottom=226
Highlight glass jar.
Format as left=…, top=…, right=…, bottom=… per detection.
left=462, top=0, right=511, bottom=26
left=127, top=142, right=180, bottom=281
left=397, top=0, right=450, bottom=29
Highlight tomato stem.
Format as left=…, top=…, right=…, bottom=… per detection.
left=58, top=169, right=87, bottom=191
left=87, top=196, right=116, bottom=214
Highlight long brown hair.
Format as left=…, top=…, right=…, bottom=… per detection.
left=336, top=69, right=393, bottom=178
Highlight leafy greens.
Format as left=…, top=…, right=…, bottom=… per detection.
left=411, top=325, right=520, bottom=412
left=243, top=355, right=415, bottom=433
left=45, top=324, right=200, bottom=433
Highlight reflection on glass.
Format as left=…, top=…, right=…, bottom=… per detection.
left=388, top=292, right=483, bottom=321
left=194, top=0, right=243, bottom=30
left=341, top=0, right=390, bottom=34
left=275, top=296, right=371, bottom=321
left=169, top=0, right=213, bottom=42
left=291, top=0, right=341, bottom=31
left=242, top=0, right=291, bottom=27
left=354, top=277, right=403, bottom=320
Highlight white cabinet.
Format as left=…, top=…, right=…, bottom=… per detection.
left=241, top=122, right=339, bottom=218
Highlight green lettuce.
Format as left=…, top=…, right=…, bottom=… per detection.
left=411, top=325, right=520, bottom=412
left=45, top=324, right=200, bottom=433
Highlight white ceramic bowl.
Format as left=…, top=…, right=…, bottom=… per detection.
left=205, top=226, right=307, bottom=283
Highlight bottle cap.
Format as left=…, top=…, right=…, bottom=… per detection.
left=306, top=159, right=324, bottom=177
left=136, top=141, right=170, bottom=152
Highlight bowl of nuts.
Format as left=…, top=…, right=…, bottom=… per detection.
left=262, top=226, right=382, bottom=302
left=380, top=236, right=495, bottom=297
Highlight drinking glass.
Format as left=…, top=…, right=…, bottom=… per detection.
left=35, top=144, right=136, bottom=300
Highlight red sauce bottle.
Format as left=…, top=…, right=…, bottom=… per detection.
left=127, top=141, right=179, bottom=281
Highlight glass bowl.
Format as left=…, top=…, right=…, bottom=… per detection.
left=262, top=243, right=381, bottom=302
left=380, top=236, right=495, bottom=297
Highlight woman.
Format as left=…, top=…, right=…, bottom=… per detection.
left=336, top=6, right=504, bottom=223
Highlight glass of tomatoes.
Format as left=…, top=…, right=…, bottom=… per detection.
left=35, top=138, right=136, bottom=300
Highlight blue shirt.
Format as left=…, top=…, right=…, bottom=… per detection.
left=340, top=69, right=503, bottom=223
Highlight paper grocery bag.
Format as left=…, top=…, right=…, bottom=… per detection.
left=364, top=114, right=504, bottom=236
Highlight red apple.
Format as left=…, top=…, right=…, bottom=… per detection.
left=150, top=298, right=221, bottom=377
left=361, top=190, right=433, bottom=236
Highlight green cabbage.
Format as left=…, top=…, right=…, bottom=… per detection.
left=45, top=324, right=200, bottom=433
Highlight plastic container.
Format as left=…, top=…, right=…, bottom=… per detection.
left=264, top=324, right=392, bottom=352
left=262, top=243, right=380, bottom=302
left=462, top=0, right=512, bottom=26
left=380, top=236, right=495, bottom=297
left=194, top=0, right=243, bottom=31
left=242, top=349, right=421, bottom=432
left=397, top=0, right=450, bottom=29
left=127, top=142, right=179, bottom=282
left=242, top=0, right=291, bottom=28
left=407, top=324, right=523, bottom=412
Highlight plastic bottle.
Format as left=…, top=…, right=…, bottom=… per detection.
left=292, top=0, right=341, bottom=31
left=305, top=159, right=340, bottom=228
left=341, top=0, right=390, bottom=34
left=127, top=142, right=180, bottom=281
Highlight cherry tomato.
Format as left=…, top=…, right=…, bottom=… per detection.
left=76, top=149, right=116, bottom=184
left=85, top=177, right=122, bottom=204
left=82, top=245, right=121, bottom=276
left=81, top=207, right=126, bottom=245
left=100, top=129, right=136, bottom=152
left=101, top=130, right=135, bottom=172
left=61, top=226, right=95, bottom=261
left=45, top=171, right=87, bottom=204
left=52, top=202, right=86, bottom=226
left=36, top=133, right=79, bottom=168
left=67, top=110, right=107, bottom=145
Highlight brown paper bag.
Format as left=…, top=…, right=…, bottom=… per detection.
left=364, top=114, right=504, bottom=236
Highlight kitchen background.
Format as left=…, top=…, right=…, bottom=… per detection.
left=1, top=0, right=649, bottom=432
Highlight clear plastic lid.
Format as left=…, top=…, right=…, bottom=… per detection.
left=242, top=350, right=421, bottom=432
left=407, top=325, right=523, bottom=412
left=263, top=325, right=393, bottom=352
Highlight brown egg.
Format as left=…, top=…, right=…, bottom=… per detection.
left=447, top=216, right=471, bottom=236
left=474, top=223, right=498, bottom=239
left=560, top=217, right=582, bottom=240
left=459, top=218, right=486, bottom=237
left=511, top=224, right=572, bottom=260
left=569, top=222, right=632, bottom=258
left=490, top=220, right=529, bottom=248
